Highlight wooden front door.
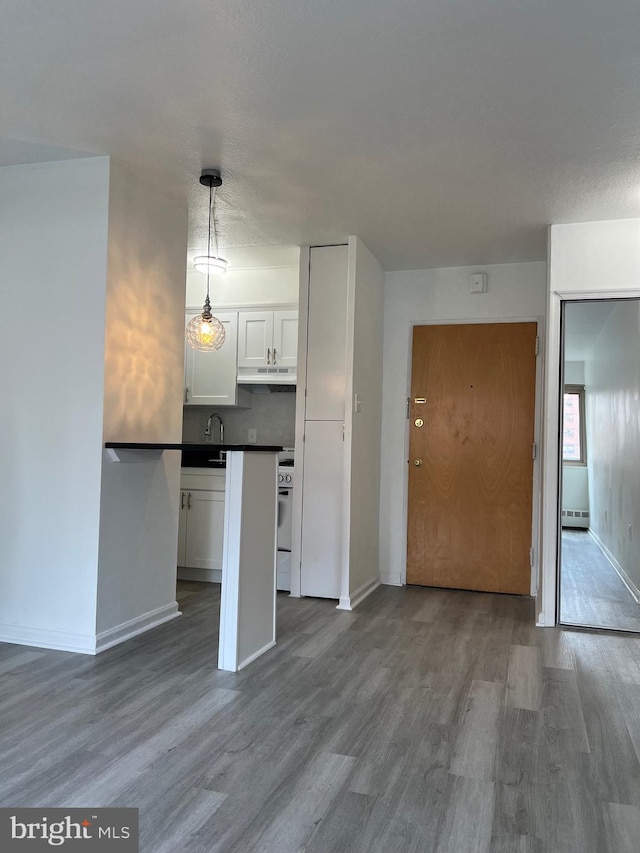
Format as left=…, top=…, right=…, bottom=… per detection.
left=407, top=323, right=537, bottom=594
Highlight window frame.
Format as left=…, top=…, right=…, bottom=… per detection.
left=562, top=384, right=587, bottom=466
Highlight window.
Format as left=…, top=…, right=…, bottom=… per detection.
left=563, top=385, right=586, bottom=465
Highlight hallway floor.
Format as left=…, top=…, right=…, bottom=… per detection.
left=560, top=529, right=640, bottom=633
left=2, top=582, right=640, bottom=852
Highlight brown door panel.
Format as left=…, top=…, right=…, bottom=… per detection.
left=407, top=323, right=536, bottom=594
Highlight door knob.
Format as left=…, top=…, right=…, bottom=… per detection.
left=414, top=458, right=423, bottom=467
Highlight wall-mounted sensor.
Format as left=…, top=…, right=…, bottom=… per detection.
left=470, top=273, right=488, bottom=294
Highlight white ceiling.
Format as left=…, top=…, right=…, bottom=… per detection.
left=3, top=0, right=640, bottom=270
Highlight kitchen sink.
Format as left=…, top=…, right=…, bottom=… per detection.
left=181, top=448, right=227, bottom=468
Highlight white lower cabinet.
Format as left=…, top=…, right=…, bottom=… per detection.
left=177, top=470, right=226, bottom=583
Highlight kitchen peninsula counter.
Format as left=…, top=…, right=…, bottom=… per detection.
left=105, top=442, right=281, bottom=672
left=105, top=441, right=282, bottom=462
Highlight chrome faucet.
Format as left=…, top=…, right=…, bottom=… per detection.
left=205, top=412, right=224, bottom=444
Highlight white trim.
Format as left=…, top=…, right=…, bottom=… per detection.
left=588, top=529, right=640, bottom=605
left=290, top=247, right=310, bottom=599
left=539, top=283, right=640, bottom=629
left=237, top=639, right=277, bottom=670
left=337, top=577, right=380, bottom=611
left=185, top=300, right=299, bottom=311
left=177, top=567, right=222, bottom=584
left=0, top=624, right=98, bottom=655
left=380, top=576, right=403, bottom=587
left=95, top=602, right=181, bottom=653
left=401, top=315, right=544, bottom=594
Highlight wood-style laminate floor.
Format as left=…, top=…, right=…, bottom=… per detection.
left=3, top=582, right=640, bottom=852
left=560, top=529, right=640, bottom=633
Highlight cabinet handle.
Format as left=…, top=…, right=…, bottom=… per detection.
left=187, top=492, right=192, bottom=509
left=273, top=348, right=277, bottom=364
left=184, top=387, right=190, bottom=404
left=267, top=347, right=271, bottom=365
left=181, top=491, right=185, bottom=510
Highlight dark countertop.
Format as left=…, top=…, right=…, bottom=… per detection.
left=105, top=442, right=282, bottom=452
left=105, top=442, right=283, bottom=467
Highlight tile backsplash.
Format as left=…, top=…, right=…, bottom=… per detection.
left=182, top=390, right=296, bottom=447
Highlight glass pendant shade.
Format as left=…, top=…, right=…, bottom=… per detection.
left=186, top=296, right=226, bottom=352
left=193, top=255, right=227, bottom=275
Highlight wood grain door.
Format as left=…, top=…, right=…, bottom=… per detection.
left=407, top=323, right=537, bottom=594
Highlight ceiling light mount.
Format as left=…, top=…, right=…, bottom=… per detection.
left=199, top=169, right=222, bottom=189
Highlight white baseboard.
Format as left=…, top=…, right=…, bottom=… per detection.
left=588, top=529, right=640, bottom=604
left=177, top=567, right=222, bottom=584
left=0, top=624, right=98, bottom=655
left=379, top=574, right=403, bottom=587
left=336, top=577, right=380, bottom=611
left=95, top=602, right=182, bottom=653
left=237, top=639, right=276, bottom=671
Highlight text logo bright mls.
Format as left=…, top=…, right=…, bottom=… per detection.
left=0, top=809, right=138, bottom=851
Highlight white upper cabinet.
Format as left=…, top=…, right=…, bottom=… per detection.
left=305, top=246, right=349, bottom=420
left=237, top=311, right=274, bottom=368
left=272, top=310, right=298, bottom=368
left=238, top=310, right=298, bottom=369
left=184, top=311, right=239, bottom=406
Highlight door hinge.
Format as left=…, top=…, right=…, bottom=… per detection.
left=406, top=397, right=410, bottom=419
left=535, top=336, right=540, bottom=356
left=529, top=547, right=534, bottom=567
left=532, top=442, right=537, bottom=460
left=342, top=422, right=345, bottom=441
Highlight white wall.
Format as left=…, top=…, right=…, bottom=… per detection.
left=564, top=361, right=585, bottom=384
left=562, top=468, right=589, bottom=513
left=380, top=262, right=547, bottom=586
left=584, top=302, right=640, bottom=596
left=341, top=237, right=385, bottom=606
left=541, top=219, right=640, bottom=625
left=96, top=163, right=188, bottom=640
left=185, top=245, right=299, bottom=309
left=0, top=157, right=111, bottom=651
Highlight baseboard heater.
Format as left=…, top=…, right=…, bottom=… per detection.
left=562, top=509, right=589, bottom=529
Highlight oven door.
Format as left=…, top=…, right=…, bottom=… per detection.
left=277, top=488, right=293, bottom=551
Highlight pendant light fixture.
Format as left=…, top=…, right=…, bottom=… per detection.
left=186, top=170, right=227, bottom=352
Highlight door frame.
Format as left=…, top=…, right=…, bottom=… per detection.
left=539, top=287, right=640, bottom=627
left=401, top=316, right=545, bottom=596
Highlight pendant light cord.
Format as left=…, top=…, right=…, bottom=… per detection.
left=211, top=185, right=219, bottom=259
left=206, top=183, right=213, bottom=301
left=205, top=183, right=221, bottom=302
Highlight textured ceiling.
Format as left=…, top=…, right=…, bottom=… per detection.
left=3, top=0, right=640, bottom=270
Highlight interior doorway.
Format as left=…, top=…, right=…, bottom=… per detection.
left=558, top=298, right=640, bottom=633
left=406, top=322, right=537, bottom=594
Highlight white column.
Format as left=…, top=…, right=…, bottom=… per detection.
left=218, top=451, right=279, bottom=671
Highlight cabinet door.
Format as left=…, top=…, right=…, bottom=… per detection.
left=184, top=311, right=238, bottom=406
left=185, top=489, right=225, bottom=571
left=306, top=247, right=348, bottom=420
left=272, top=310, right=298, bottom=368
left=300, top=420, right=344, bottom=599
left=237, top=311, right=274, bottom=368
left=177, top=492, right=187, bottom=566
